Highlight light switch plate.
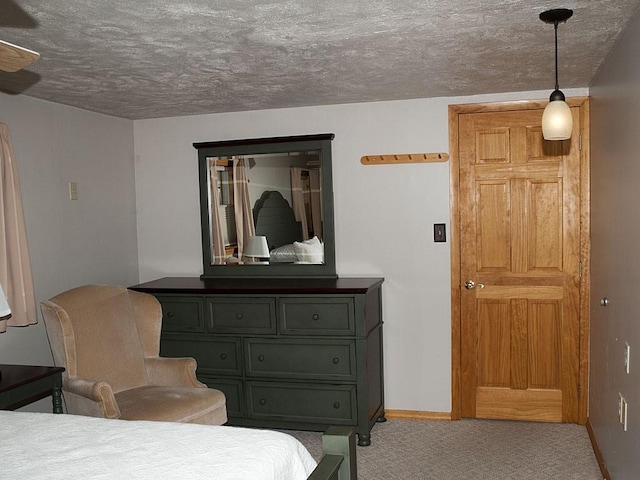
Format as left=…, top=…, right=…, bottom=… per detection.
left=434, top=223, right=446, bottom=242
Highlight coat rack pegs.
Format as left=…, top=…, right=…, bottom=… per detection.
left=360, top=152, right=449, bottom=165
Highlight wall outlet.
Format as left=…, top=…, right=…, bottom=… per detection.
left=69, top=181, right=78, bottom=200
left=624, top=342, right=631, bottom=374
left=618, top=393, right=628, bottom=431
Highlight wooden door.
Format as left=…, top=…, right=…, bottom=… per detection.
left=456, top=104, right=584, bottom=423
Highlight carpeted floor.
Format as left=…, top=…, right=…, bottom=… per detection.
left=286, top=418, right=603, bottom=480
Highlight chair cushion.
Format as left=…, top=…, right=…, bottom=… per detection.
left=115, top=386, right=227, bottom=425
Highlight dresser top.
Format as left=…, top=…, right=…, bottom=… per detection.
left=130, top=276, right=384, bottom=295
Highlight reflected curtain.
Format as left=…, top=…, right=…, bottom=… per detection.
left=290, top=167, right=309, bottom=241
left=309, top=169, right=322, bottom=239
left=232, top=157, right=255, bottom=261
left=0, top=123, right=36, bottom=333
left=208, top=160, right=226, bottom=265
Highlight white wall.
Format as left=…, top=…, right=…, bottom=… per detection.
left=590, top=7, right=640, bottom=479
left=134, top=87, right=586, bottom=412
left=0, top=84, right=591, bottom=414
left=0, top=94, right=139, bottom=409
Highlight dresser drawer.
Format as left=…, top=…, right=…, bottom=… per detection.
left=247, top=381, right=356, bottom=424
left=279, top=297, right=355, bottom=335
left=160, top=335, right=242, bottom=375
left=198, top=376, right=245, bottom=418
left=157, top=296, right=205, bottom=332
left=245, top=339, right=355, bottom=380
left=207, top=297, right=276, bottom=334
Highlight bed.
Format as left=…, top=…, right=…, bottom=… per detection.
left=253, top=190, right=324, bottom=264
left=1, top=411, right=355, bottom=480
left=253, top=190, right=303, bottom=252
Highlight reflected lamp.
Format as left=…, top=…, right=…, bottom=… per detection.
left=244, top=236, right=270, bottom=264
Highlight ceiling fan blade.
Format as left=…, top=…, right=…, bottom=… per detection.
left=0, top=39, right=39, bottom=73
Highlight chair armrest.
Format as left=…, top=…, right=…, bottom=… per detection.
left=144, top=357, right=206, bottom=388
left=63, top=377, right=121, bottom=418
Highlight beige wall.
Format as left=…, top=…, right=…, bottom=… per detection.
left=0, top=94, right=139, bottom=410
left=589, top=8, right=640, bottom=479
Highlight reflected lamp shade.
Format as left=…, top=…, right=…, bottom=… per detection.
left=542, top=91, right=573, bottom=140
left=0, top=284, right=11, bottom=320
left=244, top=236, right=270, bottom=261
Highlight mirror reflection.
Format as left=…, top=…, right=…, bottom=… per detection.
left=207, top=150, right=325, bottom=266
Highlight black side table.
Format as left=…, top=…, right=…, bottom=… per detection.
left=0, top=364, right=65, bottom=413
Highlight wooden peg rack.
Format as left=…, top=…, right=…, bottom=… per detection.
left=360, top=153, right=449, bottom=165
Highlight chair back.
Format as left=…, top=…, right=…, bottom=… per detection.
left=41, top=285, right=152, bottom=393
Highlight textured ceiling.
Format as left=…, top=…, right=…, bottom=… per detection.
left=0, top=0, right=639, bottom=120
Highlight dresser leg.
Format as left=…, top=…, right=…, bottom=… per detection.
left=357, top=432, right=371, bottom=446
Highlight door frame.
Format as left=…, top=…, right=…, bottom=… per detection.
left=448, top=98, right=591, bottom=423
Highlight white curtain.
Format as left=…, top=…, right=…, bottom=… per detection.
left=208, top=160, right=226, bottom=265
left=0, top=123, right=37, bottom=333
left=309, top=169, right=322, bottom=239
left=232, top=157, right=255, bottom=261
left=290, top=167, right=309, bottom=241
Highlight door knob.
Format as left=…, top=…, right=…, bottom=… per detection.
left=464, top=280, right=484, bottom=290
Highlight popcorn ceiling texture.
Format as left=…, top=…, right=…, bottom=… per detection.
left=0, top=0, right=638, bottom=119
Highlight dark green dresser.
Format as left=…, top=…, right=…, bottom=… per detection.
left=130, top=276, right=385, bottom=446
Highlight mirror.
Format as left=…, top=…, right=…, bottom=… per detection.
left=194, top=134, right=336, bottom=278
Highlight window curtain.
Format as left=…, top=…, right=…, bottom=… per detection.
left=0, top=123, right=36, bottom=333
left=232, top=157, right=255, bottom=261
left=290, top=167, right=309, bottom=241
left=309, top=169, right=322, bottom=239
left=208, top=160, right=226, bottom=265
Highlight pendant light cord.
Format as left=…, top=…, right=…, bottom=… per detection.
left=554, top=20, right=559, bottom=91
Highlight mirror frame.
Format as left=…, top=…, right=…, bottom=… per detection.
left=194, top=133, right=336, bottom=279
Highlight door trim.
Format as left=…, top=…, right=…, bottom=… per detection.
left=448, top=98, right=590, bottom=423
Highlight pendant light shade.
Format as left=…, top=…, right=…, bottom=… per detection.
left=542, top=90, right=573, bottom=140
left=540, top=8, right=573, bottom=141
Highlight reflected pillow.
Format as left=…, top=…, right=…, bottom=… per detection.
left=269, top=243, right=298, bottom=263
left=293, top=236, right=324, bottom=264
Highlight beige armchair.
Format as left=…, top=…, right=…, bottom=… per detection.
left=41, top=284, right=227, bottom=425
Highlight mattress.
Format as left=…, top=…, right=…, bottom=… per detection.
left=1, top=411, right=317, bottom=479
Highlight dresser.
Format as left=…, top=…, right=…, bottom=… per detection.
left=130, top=276, right=385, bottom=446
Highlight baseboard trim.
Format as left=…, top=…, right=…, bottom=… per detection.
left=385, top=409, right=451, bottom=421
left=586, top=417, right=610, bottom=480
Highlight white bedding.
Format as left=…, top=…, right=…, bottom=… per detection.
left=1, top=411, right=317, bottom=480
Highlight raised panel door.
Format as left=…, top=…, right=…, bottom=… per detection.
left=459, top=107, right=581, bottom=423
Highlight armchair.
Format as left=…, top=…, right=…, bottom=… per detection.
left=40, top=284, right=227, bottom=425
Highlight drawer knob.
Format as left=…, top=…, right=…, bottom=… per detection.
left=260, top=398, right=267, bottom=405
left=312, top=313, right=320, bottom=321
left=220, top=353, right=227, bottom=360
left=332, top=357, right=340, bottom=364
left=258, top=355, right=265, bottom=362
left=167, top=311, right=175, bottom=318
left=236, top=313, right=244, bottom=319
left=333, top=402, right=340, bottom=409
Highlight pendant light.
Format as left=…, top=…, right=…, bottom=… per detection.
left=539, top=8, right=573, bottom=140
